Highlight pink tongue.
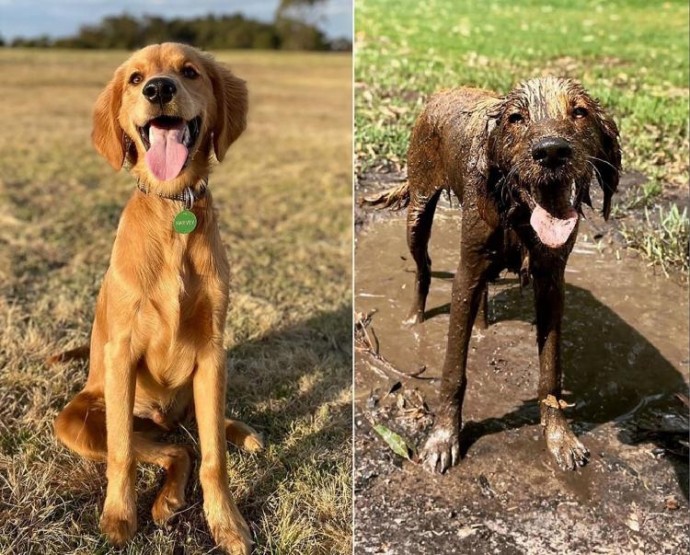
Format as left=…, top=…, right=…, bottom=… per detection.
left=530, top=204, right=578, bottom=248
left=144, top=123, right=188, bottom=181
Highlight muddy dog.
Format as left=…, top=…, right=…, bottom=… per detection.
left=51, top=44, right=262, bottom=554
left=365, top=77, right=621, bottom=473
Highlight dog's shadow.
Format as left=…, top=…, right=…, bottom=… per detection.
left=222, top=303, right=352, bottom=518
left=76, top=305, right=352, bottom=552
left=428, top=281, right=689, bottom=499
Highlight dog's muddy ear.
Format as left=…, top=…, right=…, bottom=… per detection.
left=476, top=99, right=504, bottom=175
left=592, top=106, right=621, bottom=220
left=206, top=59, right=248, bottom=162
left=486, top=103, right=502, bottom=138
left=92, top=67, right=126, bottom=170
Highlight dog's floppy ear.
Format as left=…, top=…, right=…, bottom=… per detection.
left=485, top=103, right=502, bottom=138
left=592, top=105, right=621, bottom=220
left=205, top=58, right=248, bottom=162
left=473, top=98, right=505, bottom=226
left=475, top=98, right=504, bottom=176
left=92, top=66, right=127, bottom=170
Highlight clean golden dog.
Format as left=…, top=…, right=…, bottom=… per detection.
left=52, top=43, right=262, bottom=554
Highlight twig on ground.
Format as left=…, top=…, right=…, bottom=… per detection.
left=355, top=310, right=434, bottom=381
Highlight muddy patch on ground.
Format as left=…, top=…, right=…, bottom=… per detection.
left=354, top=200, right=689, bottom=553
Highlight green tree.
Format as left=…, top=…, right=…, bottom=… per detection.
left=275, top=0, right=328, bottom=50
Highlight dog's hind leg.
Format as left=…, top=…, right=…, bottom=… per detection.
left=54, top=391, right=192, bottom=532
left=404, top=188, right=443, bottom=325
left=225, top=418, right=264, bottom=453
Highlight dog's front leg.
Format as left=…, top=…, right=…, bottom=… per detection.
left=532, top=256, right=589, bottom=470
left=100, top=334, right=137, bottom=544
left=420, top=221, right=493, bottom=473
left=194, top=343, right=252, bottom=555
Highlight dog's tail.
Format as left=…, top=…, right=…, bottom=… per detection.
left=46, top=344, right=90, bottom=366
left=360, top=182, right=410, bottom=211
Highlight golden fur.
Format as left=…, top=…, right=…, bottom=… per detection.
left=52, top=43, right=261, bottom=555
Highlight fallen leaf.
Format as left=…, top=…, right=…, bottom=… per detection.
left=626, top=510, right=640, bottom=532
left=372, top=424, right=415, bottom=460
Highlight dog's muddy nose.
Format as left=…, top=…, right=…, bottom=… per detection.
left=143, top=78, right=177, bottom=105
left=532, top=137, right=572, bottom=165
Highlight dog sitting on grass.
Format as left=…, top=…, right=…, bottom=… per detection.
left=51, top=43, right=261, bottom=555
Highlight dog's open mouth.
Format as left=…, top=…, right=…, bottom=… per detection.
left=527, top=183, right=579, bottom=249
left=137, top=116, right=201, bottom=181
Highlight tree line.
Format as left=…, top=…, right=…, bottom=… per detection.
left=1, top=13, right=351, bottom=51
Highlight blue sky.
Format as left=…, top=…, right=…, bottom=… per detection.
left=0, top=0, right=352, bottom=41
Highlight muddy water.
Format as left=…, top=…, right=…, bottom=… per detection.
left=355, top=208, right=689, bottom=554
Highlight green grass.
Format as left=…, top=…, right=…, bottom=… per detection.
left=356, top=0, right=688, bottom=172
left=0, top=49, right=352, bottom=554
left=355, top=0, right=689, bottom=274
left=621, top=204, right=690, bottom=276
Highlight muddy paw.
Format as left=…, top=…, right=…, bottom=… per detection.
left=419, top=421, right=460, bottom=474
left=100, top=505, right=137, bottom=546
left=544, top=417, right=590, bottom=471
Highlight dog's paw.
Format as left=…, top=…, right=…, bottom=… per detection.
left=100, top=504, right=137, bottom=546
left=152, top=448, right=191, bottom=525
left=152, top=490, right=186, bottom=525
left=543, top=415, right=589, bottom=470
left=419, top=421, right=460, bottom=474
left=243, top=432, right=264, bottom=453
left=226, top=419, right=265, bottom=453
left=206, top=510, right=252, bottom=555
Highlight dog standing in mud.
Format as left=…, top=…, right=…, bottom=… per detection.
left=51, top=44, right=262, bottom=554
left=366, top=77, right=621, bottom=473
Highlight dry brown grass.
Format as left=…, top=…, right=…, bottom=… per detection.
left=0, top=48, right=352, bottom=554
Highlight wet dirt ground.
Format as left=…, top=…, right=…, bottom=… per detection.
left=354, top=180, right=689, bottom=554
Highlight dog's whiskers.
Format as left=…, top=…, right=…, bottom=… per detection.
left=497, top=165, right=521, bottom=208
left=586, top=160, right=604, bottom=184
left=587, top=155, right=619, bottom=175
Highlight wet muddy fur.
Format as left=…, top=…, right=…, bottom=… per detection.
left=366, top=77, right=621, bottom=473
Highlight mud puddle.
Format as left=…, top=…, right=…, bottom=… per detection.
left=355, top=208, right=689, bottom=554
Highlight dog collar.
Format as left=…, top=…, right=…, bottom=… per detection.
left=137, top=178, right=208, bottom=210
left=137, top=179, right=208, bottom=234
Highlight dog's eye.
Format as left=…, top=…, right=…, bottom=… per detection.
left=129, top=72, right=143, bottom=85
left=572, top=107, right=588, bottom=119
left=508, top=113, right=524, bottom=124
left=181, top=66, right=199, bottom=79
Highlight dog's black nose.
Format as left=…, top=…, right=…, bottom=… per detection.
left=532, top=137, right=572, bottom=165
left=142, top=78, right=177, bottom=105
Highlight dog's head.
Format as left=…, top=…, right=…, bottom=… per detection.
left=92, top=43, right=247, bottom=189
left=487, top=77, right=621, bottom=248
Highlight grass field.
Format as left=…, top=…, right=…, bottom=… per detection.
left=0, top=49, right=352, bottom=554
left=355, top=0, right=689, bottom=275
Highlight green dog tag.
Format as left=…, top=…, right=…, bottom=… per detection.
left=173, top=209, right=197, bottom=234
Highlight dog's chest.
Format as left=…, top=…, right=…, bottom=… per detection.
left=138, top=301, right=213, bottom=389
left=137, top=247, right=225, bottom=388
